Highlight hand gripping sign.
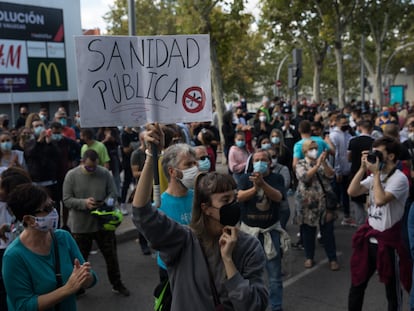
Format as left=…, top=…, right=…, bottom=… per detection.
left=75, top=34, right=212, bottom=127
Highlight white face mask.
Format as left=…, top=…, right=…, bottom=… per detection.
left=307, top=149, right=318, bottom=159
left=259, top=116, right=267, bottom=123
left=31, top=209, right=59, bottom=232
left=409, top=132, right=414, bottom=141
left=177, top=166, right=199, bottom=189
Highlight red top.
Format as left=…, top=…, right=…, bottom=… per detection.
left=351, top=221, right=412, bottom=292
left=206, top=145, right=216, bottom=172
left=62, top=126, right=76, bottom=140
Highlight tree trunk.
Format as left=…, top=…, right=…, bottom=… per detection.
left=313, top=61, right=322, bottom=104
left=374, top=43, right=383, bottom=107
left=197, top=3, right=226, bottom=144
left=334, top=44, right=346, bottom=108
left=210, top=38, right=225, bottom=142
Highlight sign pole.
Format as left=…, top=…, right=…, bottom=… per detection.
left=7, top=80, right=15, bottom=128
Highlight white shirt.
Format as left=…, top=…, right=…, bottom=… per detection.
left=361, top=169, right=408, bottom=232
left=0, top=201, right=13, bottom=249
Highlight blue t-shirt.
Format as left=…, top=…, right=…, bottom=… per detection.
left=2, top=229, right=97, bottom=311
left=293, top=136, right=330, bottom=160
left=157, top=189, right=194, bottom=269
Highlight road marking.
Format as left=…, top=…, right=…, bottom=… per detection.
left=283, top=252, right=343, bottom=288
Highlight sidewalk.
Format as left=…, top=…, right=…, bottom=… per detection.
left=115, top=151, right=228, bottom=243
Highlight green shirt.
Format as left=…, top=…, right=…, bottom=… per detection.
left=80, top=140, right=110, bottom=166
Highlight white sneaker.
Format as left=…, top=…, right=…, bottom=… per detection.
left=341, top=217, right=357, bottom=227
left=120, top=203, right=128, bottom=216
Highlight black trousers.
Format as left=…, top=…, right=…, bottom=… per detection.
left=348, top=243, right=402, bottom=311
left=73, top=230, right=122, bottom=287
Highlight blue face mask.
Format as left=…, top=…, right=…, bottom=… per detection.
left=198, top=158, right=211, bottom=172
left=235, top=140, right=245, bottom=148
left=59, top=118, right=67, bottom=126
left=51, top=133, right=63, bottom=141
left=271, top=137, right=280, bottom=144
left=261, top=143, right=271, bottom=150
left=253, top=161, right=268, bottom=174
left=0, top=141, right=12, bottom=151
left=34, top=126, right=45, bottom=137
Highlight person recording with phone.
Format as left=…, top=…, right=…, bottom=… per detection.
left=63, top=149, right=130, bottom=297
left=132, top=123, right=268, bottom=311
left=347, top=136, right=411, bottom=311
left=294, top=140, right=339, bottom=271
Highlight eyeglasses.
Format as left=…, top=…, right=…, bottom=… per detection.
left=199, top=156, right=209, bottom=161
left=33, top=201, right=55, bottom=214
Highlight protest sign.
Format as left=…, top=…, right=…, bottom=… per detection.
left=75, top=34, right=211, bottom=127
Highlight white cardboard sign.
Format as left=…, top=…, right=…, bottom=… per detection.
left=75, top=34, right=212, bottom=127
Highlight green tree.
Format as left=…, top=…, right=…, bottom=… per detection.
left=104, top=0, right=263, bottom=136
left=351, top=0, right=414, bottom=106
left=314, top=0, right=358, bottom=108
left=260, top=0, right=329, bottom=103
left=104, top=0, right=178, bottom=35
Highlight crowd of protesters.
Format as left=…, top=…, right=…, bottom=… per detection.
left=1, top=95, right=414, bottom=310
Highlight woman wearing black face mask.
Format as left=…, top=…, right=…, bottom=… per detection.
left=132, top=123, right=268, bottom=311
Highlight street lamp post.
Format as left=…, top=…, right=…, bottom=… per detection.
left=383, top=42, right=414, bottom=102
left=128, top=0, right=136, bottom=36
left=6, top=79, right=15, bottom=128
left=275, top=54, right=289, bottom=97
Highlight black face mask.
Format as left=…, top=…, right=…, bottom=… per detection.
left=340, top=125, right=349, bottom=132
left=219, top=200, right=241, bottom=226
left=3, top=120, right=9, bottom=128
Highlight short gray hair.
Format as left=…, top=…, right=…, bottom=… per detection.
left=162, top=143, right=196, bottom=181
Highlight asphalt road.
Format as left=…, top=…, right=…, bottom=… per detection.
left=77, top=156, right=412, bottom=311
left=76, top=205, right=411, bottom=311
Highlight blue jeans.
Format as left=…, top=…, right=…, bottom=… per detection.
left=279, top=200, right=291, bottom=230
left=302, top=220, right=337, bottom=262
left=258, top=230, right=283, bottom=311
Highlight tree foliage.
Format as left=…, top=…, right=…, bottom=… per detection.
left=102, top=0, right=414, bottom=106
left=103, top=0, right=264, bottom=99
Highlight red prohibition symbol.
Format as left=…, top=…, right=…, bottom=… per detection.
left=182, top=86, right=206, bottom=113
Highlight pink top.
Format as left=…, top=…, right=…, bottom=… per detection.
left=228, top=145, right=249, bottom=174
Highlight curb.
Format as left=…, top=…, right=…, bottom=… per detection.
left=116, top=225, right=139, bottom=243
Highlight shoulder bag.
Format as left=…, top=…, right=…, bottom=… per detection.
left=51, top=231, right=63, bottom=311
left=316, top=173, right=339, bottom=211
